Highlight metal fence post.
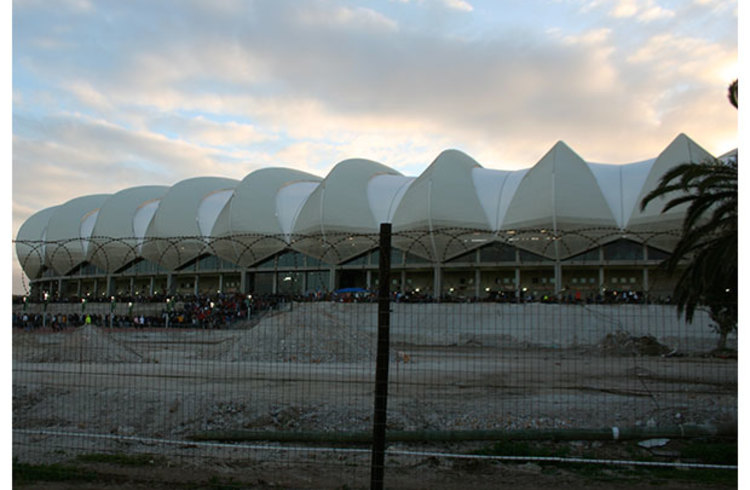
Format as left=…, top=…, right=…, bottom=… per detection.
left=370, top=223, right=392, bottom=490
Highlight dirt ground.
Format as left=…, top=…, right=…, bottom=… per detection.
left=11, top=450, right=738, bottom=489
left=12, top=303, right=738, bottom=488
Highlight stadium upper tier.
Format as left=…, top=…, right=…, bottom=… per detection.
left=16, top=133, right=713, bottom=279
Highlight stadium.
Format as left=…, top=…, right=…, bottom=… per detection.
left=16, top=133, right=715, bottom=303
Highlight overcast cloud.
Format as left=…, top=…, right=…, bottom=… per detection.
left=11, top=0, right=738, bottom=293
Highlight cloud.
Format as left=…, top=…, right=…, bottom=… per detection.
left=16, top=0, right=736, bottom=169
left=11, top=0, right=737, bottom=294
left=151, top=115, right=275, bottom=148
left=12, top=113, right=238, bottom=206
left=15, top=0, right=93, bottom=13
left=627, top=33, right=736, bottom=84
left=294, top=4, right=399, bottom=31
left=610, top=0, right=639, bottom=18
left=64, top=80, right=114, bottom=112
left=441, top=0, right=473, bottom=12
left=392, top=0, right=473, bottom=12
left=637, top=4, right=675, bottom=21
left=606, top=0, right=675, bottom=22
left=15, top=0, right=736, bottom=160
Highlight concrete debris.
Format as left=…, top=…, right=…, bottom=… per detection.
left=599, top=330, right=671, bottom=356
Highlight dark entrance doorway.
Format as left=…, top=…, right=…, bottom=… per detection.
left=338, top=270, right=367, bottom=290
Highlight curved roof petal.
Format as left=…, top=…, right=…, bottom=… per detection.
left=586, top=159, right=655, bottom=229
left=367, top=174, right=415, bottom=225
left=472, top=167, right=528, bottom=231
left=88, top=185, right=169, bottom=273
left=628, top=134, right=714, bottom=225
left=141, top=177, right=239, bottom=270
left=502, top=141, right=618, bottom=258
left=211, top=168, right=322, bottom=267
left=292, top=159, right=400, bottom=263
left=16, top=205, right=60, bottom=280
left=392, top=149, right=491, bottom=261
left=44, top=195, right=111, bottom=275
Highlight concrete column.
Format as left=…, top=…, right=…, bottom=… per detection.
left=272, top=272, right=278, bottom=294
left=149, top=277, right=155, bottom=296
left=129, top=277, right=134, bottom=296
left=643, top=243, right=650, bottom=302
left=77, top=280, right=82, bottom=297
left=240, top=270, right=248, bottom=293
left=400, top=270, right=406, bottom=293
left=515, top=268, right=521, bottom=300
left=474, top=268, right=481, bottom=299
left=554, top=262, right=562, bottom=297
left=366, top=270, right=372, bottom=290
left=599, top=267, right=605, bottom=291
left=167, top=273, right=174, bottom=295
left=58, top=279, right=64, bottom=298
left=329, top=266, right=337, bottom=292
left=218, top=274, right=224, bottom=293
left=194, top=275, right=199, bottom=295
left=433, top=265, right=442, bottom=300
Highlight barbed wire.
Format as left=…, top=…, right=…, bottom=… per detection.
left=14, top=226, right=681, bottom=296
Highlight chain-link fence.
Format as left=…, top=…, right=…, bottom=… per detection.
left=12, top=227, right=737, bottom=487
left=12, top=298, right=737, bottom=485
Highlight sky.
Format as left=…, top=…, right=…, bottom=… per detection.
left=10, top=0, right=739, bottom=295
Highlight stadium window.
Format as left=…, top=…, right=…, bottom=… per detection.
left=448, top=249, right=477, bottom=263
left=277, top=251, right=304, bottom=268
left=404, top=251, right=428, bottom=264
left=306, top=271, right=329, bottom=291
left=646, top=246, right=670, bottom=261
left=255, top=256, right=276, bottom=269
left=603, top=239, right=643, bottom=261
left=196, top=255, right=221, bottom=271
left=564, top=247, right=600, bottom=262
left=479, top=243, right=516, bottom=262
left=519, top=249, right=550, bottom=263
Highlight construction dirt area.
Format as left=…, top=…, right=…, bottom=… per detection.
left=12, top=302, right=738, bottom=489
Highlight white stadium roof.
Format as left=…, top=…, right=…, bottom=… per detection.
left=140, top=176, right=240, bottom=271
left=211, top=167, right=323, bottom=267
left=44, top=194, right=112, bottom=275
left=16, top=134, right=718, bottom=277
left=88, top=185, right=170, bottom=273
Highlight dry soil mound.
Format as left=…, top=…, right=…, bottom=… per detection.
left=598, top=330, right=672, bottom=356
left=224, top=304, right=377, bottom=363
left=30, top=325, right=146, bottom=363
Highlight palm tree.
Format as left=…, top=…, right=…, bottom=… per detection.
left=728, top=79, right=738, bottom=108
left=640, top=80, right=737, bottom=350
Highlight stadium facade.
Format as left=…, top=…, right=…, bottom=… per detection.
left=16, top=134, right=715, bottom=302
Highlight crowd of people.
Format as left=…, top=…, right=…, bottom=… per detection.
left=12, top=293, right=289, bottom=330
left=12, top=288, right=666, bottom=331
